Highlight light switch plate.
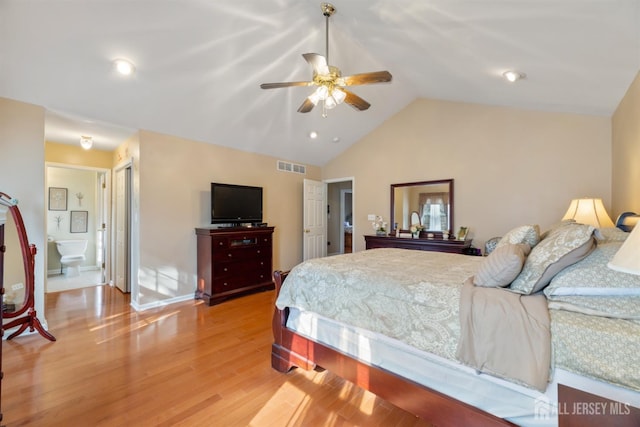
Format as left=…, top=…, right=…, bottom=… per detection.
left=367, top=214, right=376, bottom=221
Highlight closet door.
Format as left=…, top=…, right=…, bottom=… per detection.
left=114, top=166, right=131, bottom=293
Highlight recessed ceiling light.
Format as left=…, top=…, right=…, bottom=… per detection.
left=113, top=58, right=136, bottom=76
left=309, top=131, right=318, bottom=139
left=332, top=137, right=340, bottom=143
left=502, top=70, right=525, bottom=83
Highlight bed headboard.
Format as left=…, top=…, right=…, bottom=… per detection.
left=616, top=212, right=639, bottom=232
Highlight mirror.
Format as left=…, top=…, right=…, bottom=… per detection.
left=410, top=211, right=420, bottom=227
left=1, top=192, right=56, bottom=341
left=390, top=179, right=454, bottom=237
left=1, top=209, right=27, bottom=315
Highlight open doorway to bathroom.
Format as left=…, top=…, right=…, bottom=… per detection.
left=45, top=163, right=111, bottom=293
left=327, top=178, right=354, bottom=256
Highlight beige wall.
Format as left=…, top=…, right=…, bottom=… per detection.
left=612, top=71, right=640, bottom=215
left=46, top=141, right=114, bottom=169
left=0, top=97, right=47, bottom=322
left=135, top=130, right=320, bottom=307
left=323, top=98, right=612, bottom=252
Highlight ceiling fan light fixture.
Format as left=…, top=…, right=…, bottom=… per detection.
left=259, top=3, right=391, bottom=116
left=332, top=88, right=346, bottom=104
left=324, top=95, right=337, bottom=109
left=316, top=85, right=330, bottom=100
left=80, top=135, right=93, bottom=150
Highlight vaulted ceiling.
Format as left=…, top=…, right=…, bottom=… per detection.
left=1, top=1, right=638, bottom=166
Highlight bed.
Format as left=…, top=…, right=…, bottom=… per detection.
left=271, top=214, right=640, bottom=426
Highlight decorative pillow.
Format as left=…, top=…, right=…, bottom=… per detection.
left=595, top=227, right=629, bottom=243
left=509, top=223, right=596, bottom=294
left=539, top=219, right=576, bottom=241
left=495, top=225, right=540, bottom=249
left=544, top=241, right=640, bottom=297
left=473, top=244, right=531, bottom=288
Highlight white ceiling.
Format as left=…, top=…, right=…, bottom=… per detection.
left=1, top=1, right=639, bottom=166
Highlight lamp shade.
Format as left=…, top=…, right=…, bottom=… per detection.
left=561, top=198, right=614, bottom=228
left=608, top=225, right=640, bottom=275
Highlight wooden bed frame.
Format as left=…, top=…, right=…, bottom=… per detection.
left=271, top=270, right=640, bottom=427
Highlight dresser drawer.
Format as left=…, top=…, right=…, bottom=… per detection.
left=213, top=258, right=270, bottom=278
left=211, top=234, right=272, bottom=249
left=212, top=245, right=271, bottom=261
left=212, top=264, right=271, bottom=293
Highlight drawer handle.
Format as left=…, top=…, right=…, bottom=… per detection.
left=223, top=282, right=228, bottom=287
left=228, top=253, right=232, bottom=257
left=256, top=250, right=261, bottom=254
left=223, top=267, right=228, bottom=272
left=260, top=261, right=264, bottom=266
left=219, top=242, right=223, bottom=245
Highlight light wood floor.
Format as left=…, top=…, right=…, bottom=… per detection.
left=2, top=286, right=431, bottom=426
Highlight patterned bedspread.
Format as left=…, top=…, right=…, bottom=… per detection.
left=276, top=248, right=482, bottom=360
left=551, top=309, right=640, bottom=391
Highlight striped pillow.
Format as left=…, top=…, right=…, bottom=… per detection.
left=473, top=243, right=531, bottom=288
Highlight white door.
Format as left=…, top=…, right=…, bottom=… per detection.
left=114, top=166, right=131, bottom=293
left=303, top=179, right=327, bottom=261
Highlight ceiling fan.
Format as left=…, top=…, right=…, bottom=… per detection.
left=260, top=3, right=392, bottom=117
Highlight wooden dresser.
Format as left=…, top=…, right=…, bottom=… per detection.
left=195, top=226, right=275, bottom=305
left=0, top=220, right=4, bottom=422
left=364, top=234, right=474, bottom=255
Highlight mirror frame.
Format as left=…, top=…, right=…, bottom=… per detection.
left=0, top=191, right=56, bottom=341
left=390, top=179, right=454, bottom=236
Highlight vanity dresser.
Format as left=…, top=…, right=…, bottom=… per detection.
left=364, top=234, right=473, bottom=254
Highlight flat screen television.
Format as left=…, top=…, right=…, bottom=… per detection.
left=211, top=182, right=263, bottom=225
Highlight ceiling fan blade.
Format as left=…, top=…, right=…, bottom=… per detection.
left=260, top=81, right=313, bottom=89
left=340, top=71, right=392, bottom=86
left=297, top=98, right=316, bottom=113
left=302, top=53, right=330, bottom=75
left=343, top=90, right=371, bottom=111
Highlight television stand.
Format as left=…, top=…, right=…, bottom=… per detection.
left=195, top=226, right=275, bottom=305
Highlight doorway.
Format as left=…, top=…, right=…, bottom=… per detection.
left=45, top=164, right=110, bottom=293
left=113, top=163, right=132, bottom=293
left=327, top=178, right=354, bottom=256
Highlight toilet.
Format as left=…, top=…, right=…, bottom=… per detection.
left=55, top=239, right=88, bottom=277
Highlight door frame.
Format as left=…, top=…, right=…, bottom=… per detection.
left=339, top=188, right=353, bottom=254
left=325, top=177, right=355, bottom=255
left=44, top=162, right=112, bottom=289
left=113, top=160, right=132, bottom=293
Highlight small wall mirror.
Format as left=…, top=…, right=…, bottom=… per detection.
left=390, top=179, right=454, bottom=235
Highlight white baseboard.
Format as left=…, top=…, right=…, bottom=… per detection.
left=130, top=293, right=193, bottom=312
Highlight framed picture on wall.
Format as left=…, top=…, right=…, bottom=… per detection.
left=48, top=187, right=67, bottom=211
left=70, top=210, right=88, bottom=233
